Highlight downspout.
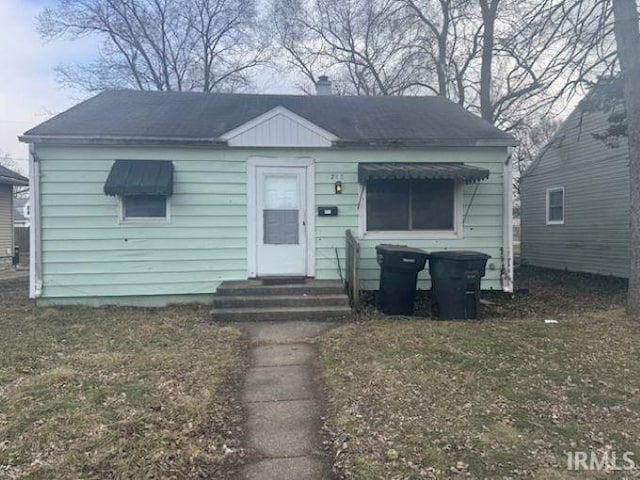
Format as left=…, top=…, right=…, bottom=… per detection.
left=28, top=144, right=42, bottom=298
left=501, top=148, right=514, bottom=292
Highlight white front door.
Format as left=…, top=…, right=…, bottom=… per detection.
left=256, top=166, right=307, bottom=276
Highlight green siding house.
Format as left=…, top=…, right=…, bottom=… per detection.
left=20, top=87, right=516, bottom=306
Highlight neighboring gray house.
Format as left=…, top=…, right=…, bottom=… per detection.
left=521, top=105, right=630, bottom=278
left=0, top=165, right=29, bottom=269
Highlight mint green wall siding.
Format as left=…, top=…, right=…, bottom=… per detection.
left=36, top=145, right=507, bottom=304
left=38, top=147, right=247, bottom=301
left=310, top=149, right=507, bottom=290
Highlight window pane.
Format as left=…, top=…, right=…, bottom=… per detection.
left=264, top=175, right=298, bottom=209
left=411, top=179, right=454, bottom=230
left=549, top=190, right=563, bottom=208
left=124, top=195, right=166, bottom=218
left=366, top=179, right=409, bottom=230
left=264, top=209, right=299, bottom=244
left=549, top=205, right=563, bottom=222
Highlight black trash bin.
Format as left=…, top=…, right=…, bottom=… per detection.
left=428, top=251, right=490, bottom=320
left=376, top=244, right=428, bottom=315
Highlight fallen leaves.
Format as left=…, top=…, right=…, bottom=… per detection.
left=0, top=279, right=247, bottom=479
left=320, top=267, right=640, bottom=479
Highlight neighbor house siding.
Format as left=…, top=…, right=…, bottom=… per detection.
left=36, top=145, right=507, bottom=303
left=0, top=184, right=13, bottom=269
left=521, top=108, right=631, bottom=277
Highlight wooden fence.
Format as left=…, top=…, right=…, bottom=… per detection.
left=345, top=229, right=360, bottom=305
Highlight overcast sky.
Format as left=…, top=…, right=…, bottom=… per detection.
left=0, top=0, right=92, bottom=174
left=0, top=0, right=300, bottom=177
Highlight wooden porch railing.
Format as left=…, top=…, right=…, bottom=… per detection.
left=345, top=229, right=360, bottom=305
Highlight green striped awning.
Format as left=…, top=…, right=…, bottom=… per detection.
left=358, top=163, right=490, bottom=184
left=104, top=160, right=174, bottom=196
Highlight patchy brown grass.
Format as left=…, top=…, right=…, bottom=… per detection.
left=357, top=265, right=628, bottom=321
left=321, top=268, right=640, bottom=479
left=0, top=279, right=246, bottom=479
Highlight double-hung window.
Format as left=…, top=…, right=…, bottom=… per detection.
left=546, top=187, right=564, bottom=224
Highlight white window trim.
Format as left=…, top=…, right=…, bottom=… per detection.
left=545, top=186, right=564, bottom=225
left=358, top=179, right=463, bottom=240
left=118, top=195, right=171, bottom=224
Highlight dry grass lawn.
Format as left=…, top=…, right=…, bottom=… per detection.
left=0, top=279, right=246, bottom=479
left=320, top=268, right=640, bottom=479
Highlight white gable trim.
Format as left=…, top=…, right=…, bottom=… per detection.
left=219, top=106, right=338, bottom=147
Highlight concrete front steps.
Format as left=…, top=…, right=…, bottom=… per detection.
left=211, top=279, right=352, bottom=322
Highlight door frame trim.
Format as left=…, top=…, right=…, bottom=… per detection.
left=247, top=156, right=316, bottom=278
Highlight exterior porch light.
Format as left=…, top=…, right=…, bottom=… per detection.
left=335, top=181, right=342, bottom=194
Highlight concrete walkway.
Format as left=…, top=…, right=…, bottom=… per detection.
left=236, top=321, right=338, bottom=480
left=0, top=268, right=28, bottom=282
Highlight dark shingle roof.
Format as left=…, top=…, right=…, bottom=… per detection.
left=0, top=165, right=28, bottom=186
left=21, top=90, right=516, bottom=147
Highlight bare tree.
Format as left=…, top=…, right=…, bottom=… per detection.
left=611, top=0, right=640, bottom=314
left=270, top=0, right=619, bottom=208
left=271, top=0, right=617, bottom=129
left=398, top=0, right=481, bottom=104
left=38, top=0, right=267, bottom=93
left=0, top=151, right=19, bottom=172
left=511, top=119, right=558, bottom=205
left=270, top=0, right=434, bottom=95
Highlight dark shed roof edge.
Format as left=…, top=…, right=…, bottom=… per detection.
left=0, top=164, right=29, bottom=186
left=0, top=175, right=29, bottom=186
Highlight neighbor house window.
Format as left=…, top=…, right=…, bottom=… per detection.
left=122, top=195, right=168, bottom=221
left=546, top=187, right=564, bottom=224
left=366, top=178, right=456, bottom=231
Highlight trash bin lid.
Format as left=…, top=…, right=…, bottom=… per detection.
left=428, top=250, right=491, bottom=261
left=376, top=244, right=428, bottom=269
left=376, top=244, right=428, bottom=255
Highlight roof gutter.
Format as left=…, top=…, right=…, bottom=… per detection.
left=29, top=144, right=42, bottom=299
left=502, top=148, right=514, bottom=293
left=19, top=135, right=518, bottom=149
left=333, top=138, right=518, bottom=148
left=18, top=135, right=229, bottom=147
